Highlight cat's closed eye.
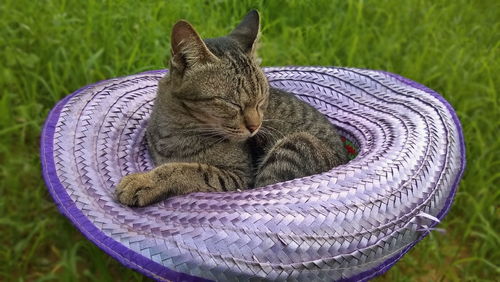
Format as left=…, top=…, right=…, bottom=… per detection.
left=215, top=97, right=242, bottom=111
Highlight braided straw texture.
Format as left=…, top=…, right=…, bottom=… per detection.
left=41, top=67, right=465, bottom=281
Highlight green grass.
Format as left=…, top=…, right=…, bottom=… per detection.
left=1, top=0, right=498, bottom=280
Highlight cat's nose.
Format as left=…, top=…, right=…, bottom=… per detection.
left=246, top=124, right=259, bottom=133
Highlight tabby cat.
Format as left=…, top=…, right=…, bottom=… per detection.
left=116, top=10, right=348, bottom=207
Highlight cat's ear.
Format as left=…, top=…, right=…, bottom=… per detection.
left=170, top=20, right=217, bottom=73
left=229, top=10, right=260, bottom=56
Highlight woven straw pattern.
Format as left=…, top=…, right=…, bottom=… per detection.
left=41, top=67, right=465, bottom=281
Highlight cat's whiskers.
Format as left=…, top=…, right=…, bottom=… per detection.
left=261, top=125, right=285, bottom=139
left=255, top=127, right=276, bottom=143
left=214, top=136, right=227, bottom=146
left=263, top=118, right=286, bottom=123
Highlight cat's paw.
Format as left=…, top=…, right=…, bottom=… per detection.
left=115, top=172, right=159, bottom=207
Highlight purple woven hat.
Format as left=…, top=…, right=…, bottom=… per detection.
left=41, top=67, right=465, bottom=281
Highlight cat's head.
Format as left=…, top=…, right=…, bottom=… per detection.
left=166, top=10, right=269, bottom=141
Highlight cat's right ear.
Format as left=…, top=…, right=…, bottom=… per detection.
left=229, top=10, right=260, bottom=56
left=170, top=20, right=217, bottom=74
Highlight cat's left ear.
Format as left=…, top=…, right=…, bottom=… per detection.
left=229, top=10, right=260, bottom=56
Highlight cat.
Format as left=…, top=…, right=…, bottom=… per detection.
left=115, top=10, right=348, bottom=207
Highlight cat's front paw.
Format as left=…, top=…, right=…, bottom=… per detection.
left=115, top=172, right=160, bottom=207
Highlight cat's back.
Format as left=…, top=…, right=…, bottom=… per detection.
left=266, top=88, right=334, bottom=133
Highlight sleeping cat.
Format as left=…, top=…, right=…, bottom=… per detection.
left=116, top=10, right=348, bottom=207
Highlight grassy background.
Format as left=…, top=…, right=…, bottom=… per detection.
left=1, top=0, right=498, bottom=280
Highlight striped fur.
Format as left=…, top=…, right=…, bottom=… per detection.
left=115, top=10, right=347, bottom=207
left=253, top=89, right=348, bottom=187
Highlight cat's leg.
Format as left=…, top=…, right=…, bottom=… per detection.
left=116, top=162, right=247, bottom=206
left=254, top=132, right=345, bottom=187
